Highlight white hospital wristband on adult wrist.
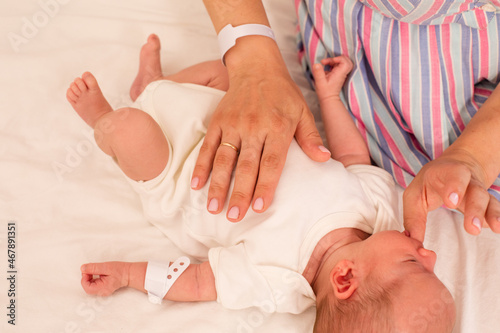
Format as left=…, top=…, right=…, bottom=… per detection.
left=144, top=256, right=190, bottom=305
left=217, top=23, right=276, bottom=65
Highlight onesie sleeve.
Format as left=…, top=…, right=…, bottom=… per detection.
left=208, top=243, right=316, bottom=314
left=346, top=164, right=402, bottom=233
left=359, top=0, right=498, bottom=29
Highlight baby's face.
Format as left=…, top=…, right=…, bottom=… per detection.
left=359, top=230, right=437, bottom=276
left=359, top=231, right=456, bottom=331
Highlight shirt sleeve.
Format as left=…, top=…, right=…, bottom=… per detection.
left=208, top=243, right=316, bottom=314
left=359, top=0, right=498, bottom=29
left=346, top=164, right=402, bottom=233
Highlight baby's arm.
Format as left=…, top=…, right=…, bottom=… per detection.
left=80, top=261, right=216, bottom=302
left=312, top=56, right=370, bottom=167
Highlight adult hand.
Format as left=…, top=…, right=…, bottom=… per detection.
left=403, top=152, right=500, bottom=242
left=191, top=50, right=330, bottom=222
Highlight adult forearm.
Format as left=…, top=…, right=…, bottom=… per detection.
left=203, top=0, right=270, bottom=32
left=202, top=0, right=286, bottom=73
left=443, top=84, right=500, bottom=186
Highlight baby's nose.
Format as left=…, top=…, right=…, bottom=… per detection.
left=417, top=247, right=437, bottom=272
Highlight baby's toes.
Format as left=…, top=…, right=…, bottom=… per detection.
left=70, top=81, right=81, bottom=96
left=66, top=88, right=78, bottom=104
left=81, top=72, right=99, bottom=91
left=74, top=77, right=88, bottom=93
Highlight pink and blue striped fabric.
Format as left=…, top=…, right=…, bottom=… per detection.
left=295, top=0, right=500, bottom=198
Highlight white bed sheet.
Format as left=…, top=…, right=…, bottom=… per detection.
left=0, top=0, right=499, bottom=332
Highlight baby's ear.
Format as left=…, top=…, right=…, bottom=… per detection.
left=329, top=260, right=358, bottom=300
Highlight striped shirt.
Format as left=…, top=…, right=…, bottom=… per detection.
left=295, top=0, right=500, bottom=198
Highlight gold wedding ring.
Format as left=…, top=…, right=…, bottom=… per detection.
left=219, top=142, right=239, bottom=154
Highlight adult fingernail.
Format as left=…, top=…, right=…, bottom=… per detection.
left=448, top=192, right=458, bottom=206
left=472, top=217, right=482, bottom=232
left=449, top=192, right=459, bottom=206
left=208, top=198, right=218, bottom=212
left=228, top=206, right=239, bottom=220
left=319, top=145, right=330, bottom=154
left=253, top=198, right=264, bottom=211
left=191, top=177, right=199, bottom=189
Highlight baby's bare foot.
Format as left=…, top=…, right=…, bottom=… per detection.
left=66, top=72, right=113, bottom=128
left=130, top=34, right=163, bottom=101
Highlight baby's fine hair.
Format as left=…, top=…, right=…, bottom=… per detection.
left=313, top=274, right=396, bottom=333
left=313, top=275, right=456, bottom=333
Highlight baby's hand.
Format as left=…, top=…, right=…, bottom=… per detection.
left=81, top=262, right=130, bottom=296
left=312, top=56, right=353, bottom=102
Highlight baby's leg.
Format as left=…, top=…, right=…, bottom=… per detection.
left=130, top=34, right=229, bottom=101
left=164, top=60, right=229, bottom=92
left=67, top=72, right=169, bottom=181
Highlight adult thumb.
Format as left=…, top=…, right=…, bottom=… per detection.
left=294, top=111, right=331, bottom=162
left=403, top=189, right=428, bottom=242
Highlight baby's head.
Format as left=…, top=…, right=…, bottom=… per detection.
left=314, top=230, right=456, bottom=332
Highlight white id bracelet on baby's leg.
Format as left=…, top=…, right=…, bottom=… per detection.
left=217, top=23, right=276, bottom=65
left=144, top=256, right=190, bottom=304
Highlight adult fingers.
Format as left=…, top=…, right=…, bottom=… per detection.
left=226, top=139, right=262, bottom=221
left=425, top=163, right=471, bottom=211
left=403, top=162, right=470, bottom=241
left=249, top=135, right=290, bottom=215
left=294, top=109, right=331, bottom=163
left=485, top=194, right=500, bottom=233
left=206, top=135, right=240, bottom=215
left=225, top=113, right=295, bottom=220
left=191, top=125, right=221, bottom=191
left=460, top=181, right=490, bottom=235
